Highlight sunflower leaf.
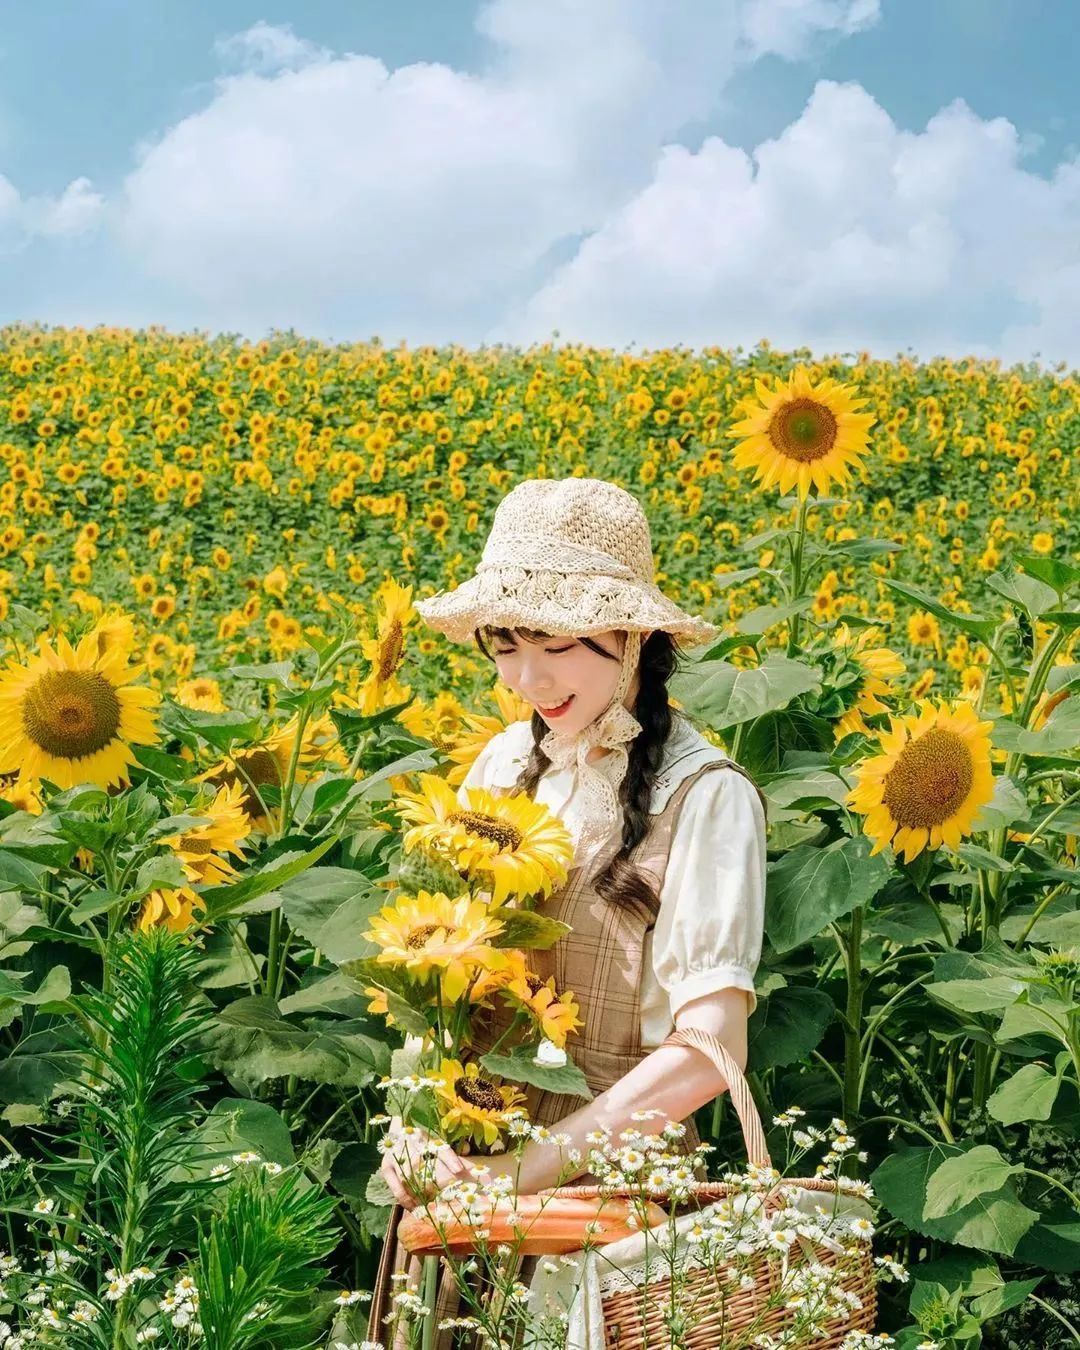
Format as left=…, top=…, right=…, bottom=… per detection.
left=880, top=579, right=998, bottom=641
left=986, top=570, right=1060, bottom=622
left=487, top=908, right=571, bottom=950
left=764, top=834, right=893, bottom=953
left=480, top=1044, right=592, bottom=1100
left=279, top=865, right=383, bottom=963
left=669, top=652, right=822, bottom=730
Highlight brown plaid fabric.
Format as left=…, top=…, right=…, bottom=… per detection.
left=367, top=759, right=765, bottom=1349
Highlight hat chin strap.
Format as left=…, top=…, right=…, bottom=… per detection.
left=539, top=631, right=643, bottom=859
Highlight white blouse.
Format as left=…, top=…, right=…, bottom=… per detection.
left=457, top=714, right=766, bottom=1048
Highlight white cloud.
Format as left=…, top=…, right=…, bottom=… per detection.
left=213, top=21, right=330, bottom=75
left=740, top=0, right=881, bottom=60
left=500, top=80, right=1080, bottom=365
left=117, top=0, right=879, bottom=338
left=0, top=173, right=103, bottom=249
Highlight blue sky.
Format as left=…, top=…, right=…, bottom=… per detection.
left=3, top=0, right=1079, bottom=363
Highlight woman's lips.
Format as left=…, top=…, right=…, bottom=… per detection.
left=538, top=695, right=575, bottom=718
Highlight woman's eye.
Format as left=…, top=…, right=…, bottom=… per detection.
left=493, top=648, right=515, bottom=657
left=547, top=646, right=574, bottom=654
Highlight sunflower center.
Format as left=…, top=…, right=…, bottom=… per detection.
left=209, top=749, right=282, bottom=816
left=179, top=834, right=213, bottom=856
left=768, top=398, right=838, bottom=463
left=449, top=810, right=523, bottom=851
left=377, top=621, right=404, bottom=682
left=525, top=974, right=545, bottom=996
left=882, top=729, right=975, bottom=830
left=22, top=670, right=122, bottom=761
left=406, top=923, right=442, bottom=949
left=453, top=1075, right=504, bottom=1112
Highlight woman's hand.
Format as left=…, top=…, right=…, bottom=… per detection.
left=380, top=1119, right=475, bottom=1211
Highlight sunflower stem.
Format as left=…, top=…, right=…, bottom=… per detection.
left=841, top=905, right=865, bottom=1121
left=786, top=495, right=813, bottom=655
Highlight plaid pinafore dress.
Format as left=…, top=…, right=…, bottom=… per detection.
left=367, top=756, right=766, bottom=1349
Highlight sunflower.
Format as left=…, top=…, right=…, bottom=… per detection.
left=138, top=885, right=205, bottom=934
left=472, top=949, right=583, bottom=1049
left=444, top=686, right=533, bottom=787
left=0, top=772, right=43, bottom=815
left=727, top=366, right=876, bottom=500
left=396, top=774, right=574, bottom=903
left=398, top=691, right=469, bottom=751
left=198, top=711, right=331, bottom=830
left=363, top=889, right=507, bottom=1001
left=431, top=1058, right=528, bottom=1148
left=847, top=699, right=995, bottom=862
left=361, top=577, right=416, bottom=687
left=160, top=780, right=251, bottom=886
left=832, top=624, right=906, bottom=741
left=0, top=625, right=161, bottom=790
left=175, top=676, right=227, bottom=713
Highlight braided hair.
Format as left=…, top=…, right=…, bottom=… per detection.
left=473, top=626, right=682, bottom=911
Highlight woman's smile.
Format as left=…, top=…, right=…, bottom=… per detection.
left=536, top=695, right=575, bottom=718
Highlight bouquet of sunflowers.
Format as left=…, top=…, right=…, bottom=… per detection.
left=352, top=771, right=585, bottom=1165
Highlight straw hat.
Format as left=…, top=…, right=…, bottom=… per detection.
left=414, top=477, right=719, bottom=647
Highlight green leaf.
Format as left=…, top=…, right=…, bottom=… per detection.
left=760, top=769, right=851, bottom=810
left=734, top=598, right=813, bottom=636
left=969, top=1277, right=1042, bottom=1321
left=986, top=570, right=1060, bottom=622
left=330, top=1140, right=383, bottom=1204
left=1013, top=553, right=1080, bottom=596
left=1014, top=1207, right=1080, bottom=1274
left=168, top=706, right=265, bottom=750
left=997, top=998, right=1074, bottom=1049
left=279, top=866, right=383, bottom=963
left=487, top=907, right=572, bottom=950
left=480, top=1043, right=593, bottom=1100
left=991, top=701, right=1080, bottom=755
left=986, top=1060, right=1066, bottom=1125
left=224, top=660, right=296, bottom=685
left=873, top=1143, right=1038, bottom=1256
left=925, top=976, right=1027, bottom=1015
left=669, top=652, right=821, bottom=730
left=828, top=537, right=903, bottom=561
left=201, top=995, right=379, bottom=1088
left=765, top=833, right=893, bottom=954
left=353, top=749, right=440, bottom=801
left=971, top=776, right=1028, bottom=831
left=746, top=985, right=834, bottom=1070
left=953, top=843, right=1013, bottom=873
left=881, top=579, right=998, bottom=641
left=196, top=1098, right=297, bottom=1170
left=923, top=1145, right=1023, bottom=1220
left=199, top=836, right=336, bottom=919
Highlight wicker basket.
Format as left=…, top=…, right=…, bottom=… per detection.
left=541, top=1026, right=878, bottom=1348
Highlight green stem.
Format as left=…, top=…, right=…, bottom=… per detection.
left=876, top=1030, right=955, bottom=1142
left=420, top=1254, right=438, bottom=1350
left=1016, top=880, right=1071, bottom=949
left=1022, top=1166, right=1080, bottom=1213
left=840, top=908, right=865, bottom=1121
left=786, top=495, right=812, bottom=655
left=1030, top=1294, right=1080, bottom=1345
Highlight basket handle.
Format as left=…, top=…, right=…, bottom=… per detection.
left=661, top=1026, right=772, bottom=1169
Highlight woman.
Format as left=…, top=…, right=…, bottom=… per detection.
left=368, top=476, right=767, bottom=1347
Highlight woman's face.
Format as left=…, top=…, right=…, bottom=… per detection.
left=488, top=629, right=639, bottom=736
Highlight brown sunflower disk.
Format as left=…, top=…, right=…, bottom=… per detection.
left=397, top=1192, right=666, bottom=1257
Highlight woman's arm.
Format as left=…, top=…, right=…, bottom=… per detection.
left=476, top=985, right=750, bottom=1194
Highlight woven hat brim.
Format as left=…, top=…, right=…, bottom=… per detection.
left=414, top=567, right=720, bottom=648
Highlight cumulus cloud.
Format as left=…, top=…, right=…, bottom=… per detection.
left=117, top=0, right=880, bottom=338
left=213, top=20, right=330, bottom=74
left=500, top=81, right=1080, bottom=365
left=740, top=0, right=881, bottom=60
left=0, top=173, right=104, bottom=249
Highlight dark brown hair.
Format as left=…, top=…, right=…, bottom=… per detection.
left=473, top=625, right=682, bottom=911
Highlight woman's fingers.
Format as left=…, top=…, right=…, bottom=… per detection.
left=381, top=1151, right=417, bottom=1210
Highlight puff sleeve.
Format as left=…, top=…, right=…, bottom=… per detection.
left=650, top=766, right=766, bottom=1018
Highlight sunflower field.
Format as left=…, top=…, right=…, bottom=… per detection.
left=0, top=322, right=1076, bottom=1349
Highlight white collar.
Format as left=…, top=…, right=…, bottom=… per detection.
left=493, top=713, right=731, bottom=814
